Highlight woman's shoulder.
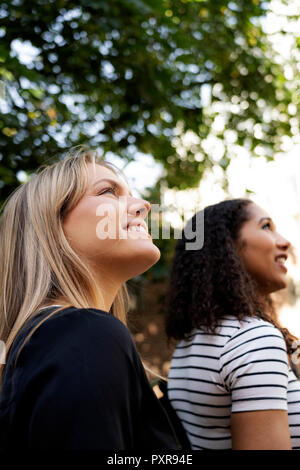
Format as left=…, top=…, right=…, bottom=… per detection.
left=232, top=315, right=283, bottom=335
left=220, top=315, right=286, bottom=355
left=210, top=314, right=280, bottom=333
left=220, top=315, right=284, bottom=342
left=183, top=315, right=284, bottom=348
left=24, top=306, right=129, bottom=341
left=9, top=306, right=135, bottom=369
left=38, top=305, right=128, bottom=331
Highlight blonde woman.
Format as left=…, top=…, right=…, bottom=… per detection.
left=0, top=147, right=177, bottom=450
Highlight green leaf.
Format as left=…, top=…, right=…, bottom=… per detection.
left=27, top=88, right=44, bottom=99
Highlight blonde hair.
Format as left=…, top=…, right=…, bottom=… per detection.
left=0, top=146, right=129, bottom=382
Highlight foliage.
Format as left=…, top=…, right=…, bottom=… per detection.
left=0, top=0, right=297, bottom=205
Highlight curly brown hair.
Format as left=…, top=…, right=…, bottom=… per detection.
left=165, top=198, right=297, bottom=356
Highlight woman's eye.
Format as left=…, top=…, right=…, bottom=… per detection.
left=262, top=222, right=271, bottom=230
left=98, top=187, right=116, bottom=196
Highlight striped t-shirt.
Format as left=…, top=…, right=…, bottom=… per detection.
left=167, top=316, right=300, bottom=450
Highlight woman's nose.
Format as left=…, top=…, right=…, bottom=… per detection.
left=276, top=233, right=291, bottom=251
left=128, top=198, right=151, bottom=218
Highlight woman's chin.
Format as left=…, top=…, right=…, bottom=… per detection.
left=126, top=243, right=161, bottom=279
left=266, top=278, right=288, bottom=295
left=276, top=280, right=288, bottom=292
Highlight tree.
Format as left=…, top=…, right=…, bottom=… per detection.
left=0, top=0, right=297, bottom=204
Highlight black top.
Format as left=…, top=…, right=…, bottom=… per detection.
left=0, top=307, right=178, bottom=450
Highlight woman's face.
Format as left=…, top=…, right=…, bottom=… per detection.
left=63, top=163, right=160, bottom=282
left=237, top=203, right=291, bottom=295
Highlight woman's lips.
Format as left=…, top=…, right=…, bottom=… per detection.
left=276, top=262, right=287, bottom=273
left=127, top=225, right=148, bottom=234
left=126, top=223, right=151, bottom=239
left=275, top=255, right=288, bottom=273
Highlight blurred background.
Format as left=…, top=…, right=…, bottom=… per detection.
left=0, top=0, right=299, bottom=377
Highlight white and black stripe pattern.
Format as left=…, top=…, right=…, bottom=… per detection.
left=168, top=316, right=300, bottom=450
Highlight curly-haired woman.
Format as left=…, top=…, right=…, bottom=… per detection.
left=165, top=198, right=300, bottom=450
left=0, top=147, right=178, bottom=450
